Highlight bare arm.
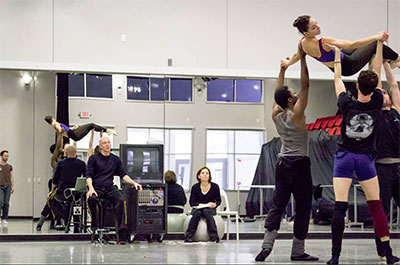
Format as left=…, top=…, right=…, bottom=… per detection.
left=280, top=46, right=301, bottom=69
left=292, top=49, right=309, bottom=121
left=87, top=129, right=95, bottom=158
left=371, top=40, right=383, bottom=90
left=10, top=171, right=14, bottom=194
left=272, top=67, right=286, bottom=120
left=383, top=62, right=400, bottom=111
left=51, top=132, right=63, bottom=169
left=331, top=45, right=346, bottom=98
left=323, top=31, right=387, bottom=50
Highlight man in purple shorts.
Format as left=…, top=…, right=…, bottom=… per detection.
left=326, top=39, right=399, bottom=265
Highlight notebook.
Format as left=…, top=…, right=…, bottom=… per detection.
left=73, top=177, right=88, bottom=192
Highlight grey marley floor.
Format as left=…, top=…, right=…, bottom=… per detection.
left=0, top=239, right=399, bottom=264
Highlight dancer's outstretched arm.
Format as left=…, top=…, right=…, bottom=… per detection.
left=323, top=31, right=387, bottom=50
left=51, top=132, right=63, bottom=169
left=88, top=129, right=95, bottom=158
left=292, top=48, right=310, bottom=122
left=371, top=40, right=383, bottom=90
left=383, top=62, right=400, bottom=112
left=271, top=63, right=287, bottom=119
left=332, top=46, right=346, bottom=98
left=280, top=45, right=301, bottom=69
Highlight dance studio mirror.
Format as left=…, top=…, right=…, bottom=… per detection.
left=1, top=69, right=398, bottom=236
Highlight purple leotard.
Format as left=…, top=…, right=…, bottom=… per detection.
left=60, top=123, right=70, bottom=132
left=300, top=38, right=344, bottom=62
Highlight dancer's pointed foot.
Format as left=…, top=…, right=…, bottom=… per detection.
left=106, top=129, right=118, bottom=136
left=389, top=59, right=400, bottom=69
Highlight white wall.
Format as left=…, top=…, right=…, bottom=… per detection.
left=1, top=0, right=398, bottom=80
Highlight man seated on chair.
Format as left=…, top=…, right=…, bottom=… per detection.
left=36, top=144, right=86, bottom=231
left=86, top=136, right=142, bottom=244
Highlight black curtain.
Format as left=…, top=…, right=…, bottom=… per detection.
left=245, top=130, right=373, bottom=224
left=56, top=73, right=70, bottom=144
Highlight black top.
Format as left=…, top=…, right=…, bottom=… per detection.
left=53, top=157, right=86, bottom=192
left=87, top=152, right=126, bottom=188
left=167, top=183, right=187, bottom=213
left=376, top=108, right=400, bottom=160
left=189, top=182, right=221, bottom=208
left=337, top=89, right=383, bottom=154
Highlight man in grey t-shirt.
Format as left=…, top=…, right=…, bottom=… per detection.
left=255, top=48, right=317, bottom=262
left=0, top=150, right=14, bottom=224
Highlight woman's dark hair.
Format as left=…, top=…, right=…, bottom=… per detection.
left=274, top=86, right=292, bottom=109
left=196, top=167, right=212, bottom=183
left=357, top=70, right=378, bottom=96
left=164, top=170, right=177, bottom=184
left=293, top=15, right=310, bottom=34
left=44, top=115, right=53, bottom=124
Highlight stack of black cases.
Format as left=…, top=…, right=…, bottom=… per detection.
left=124, top=183, right=167, bottom=242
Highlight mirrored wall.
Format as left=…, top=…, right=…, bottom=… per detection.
left=1, top=69, right=398, bottom=235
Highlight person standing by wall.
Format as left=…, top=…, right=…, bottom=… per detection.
left=0, top=150, right=14, bottom=225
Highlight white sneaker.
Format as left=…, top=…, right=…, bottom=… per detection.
left=2, top=219, right=8, bottom=225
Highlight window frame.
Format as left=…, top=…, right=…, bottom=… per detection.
left=67, top=73, right=114, bottom=101
left=126, top=126, right=194, bottom=190
left=205, top=78, right=264, bottom=104
left=206, top=128, right=265, bottom=191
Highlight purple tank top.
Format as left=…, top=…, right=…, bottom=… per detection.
left=314, top=39, right=344, bottom=62
left=60, top=123, right=70, bottom=132
left=300, top=38, right=344, bottom=62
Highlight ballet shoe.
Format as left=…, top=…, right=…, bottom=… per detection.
left=386, top=255, right=400, bottom=264
left=327, top=254, right=339, bottom=264
left=291, top=253, right=319, bottom=261
left=106, top=129, right=118, bottom=136
left=389, top=60, right=400, bottom=69
left=255, top=248, right=272, bottom=262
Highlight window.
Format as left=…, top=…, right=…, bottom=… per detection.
left=86, top=74, right=113, bottom=98
left=206, top=130, right=264, bottom=190
left=68, top=73, right=113, bottom=98
left=68, top=74, right=84, bottom=97
left=170, top=78, right=192, bottom=102
left=206, top=78, right=263, bottom=103
left=150, top=78, right=169, bottom=101
left=127, top=128, right=192, bottom=189
left=207, top=79, right=234, bottom=102
left=127, top=77, right=149, bottom=100
left=236, top=79, right=262, bottom=103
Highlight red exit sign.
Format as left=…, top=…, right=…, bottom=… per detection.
left=78, top=111, right=91, bottom=119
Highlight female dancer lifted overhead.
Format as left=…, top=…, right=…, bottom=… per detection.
left=282, top=15, right=400, bottom=76
left=44, top=115, right=117, bottom=142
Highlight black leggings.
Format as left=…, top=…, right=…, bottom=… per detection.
left=329, top=41, right=399, bottom=76
left=185, top=208, right=218, bottom=240
left=264, top=156, right=312, bottom=240
left=67, top=123, right=107, bottom=141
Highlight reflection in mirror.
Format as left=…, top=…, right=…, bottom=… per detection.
left=2, top=70, right=399, bottom=238
left=30, top=72, right=168, bottom=235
